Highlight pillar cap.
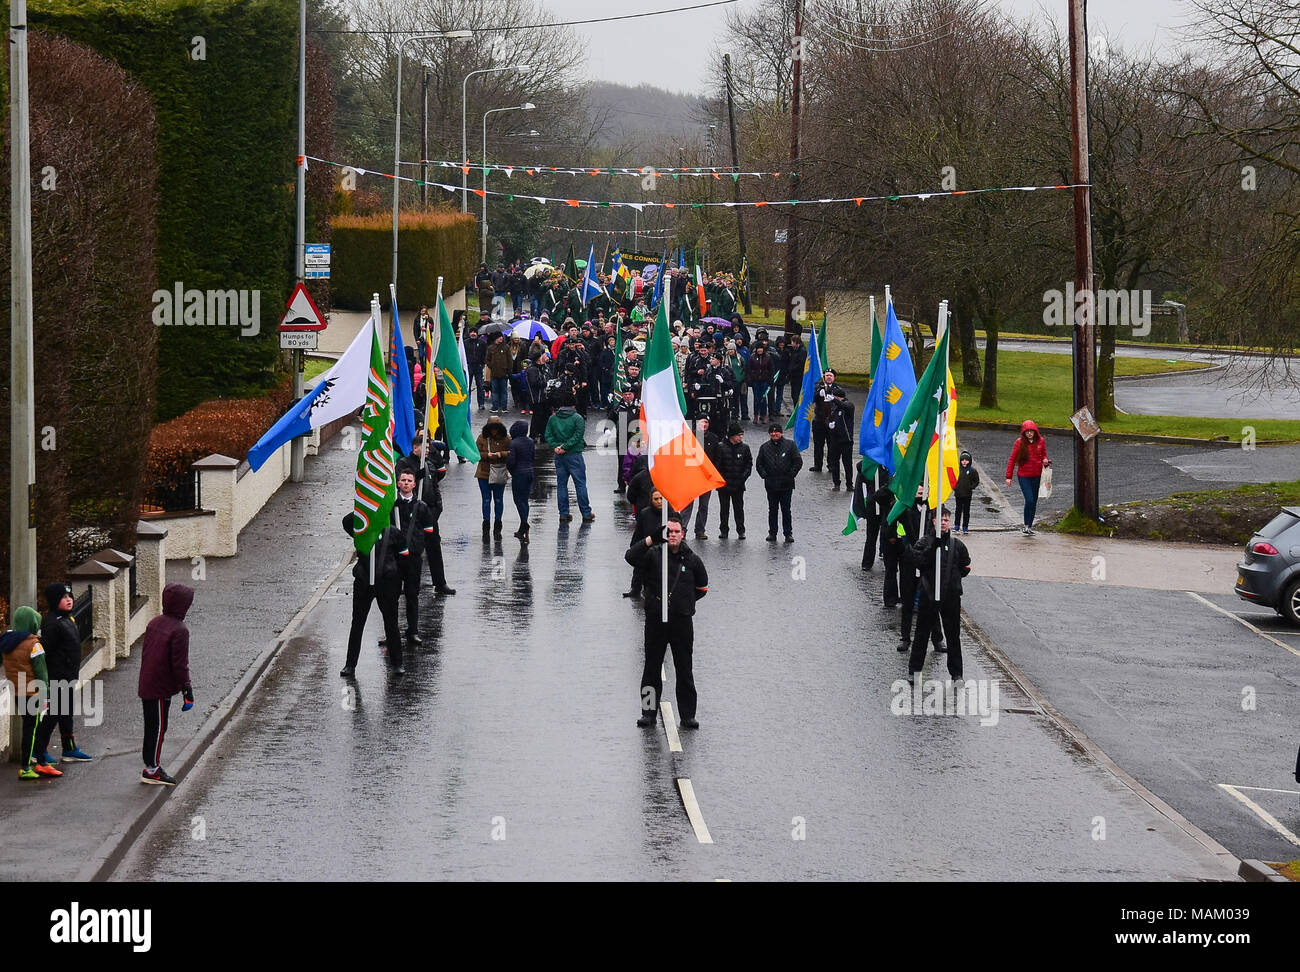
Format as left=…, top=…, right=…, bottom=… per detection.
left=69, top=560, right=119, bottom=579
left=192, top=454, right=240, bottom=470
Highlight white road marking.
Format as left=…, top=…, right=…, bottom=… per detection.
left=1229, top=785, right=1300, bottom=795
left=661, top=701, right=683, bottom=752
left=1186, top=592, right=1300, bottom=659
left=1217, top=784, right=1300, bottom=847
left=676, top=779, right=714, bottom=844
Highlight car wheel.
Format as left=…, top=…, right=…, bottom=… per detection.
left=1282, top=578, right=1300, bottom=628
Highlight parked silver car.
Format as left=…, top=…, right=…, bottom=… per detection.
left=1235, top=506, right=1300, bottom=626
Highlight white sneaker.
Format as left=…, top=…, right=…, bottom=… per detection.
left=1025, top=526, right=1037, bottom=536
left=1019, top=524, right=1030, bottom=535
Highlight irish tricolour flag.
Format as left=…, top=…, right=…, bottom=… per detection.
left=642, top=281, right=725, bottom=512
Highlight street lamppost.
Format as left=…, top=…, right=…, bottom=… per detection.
left=482, top=103, right=535, bottom=264
left=462, top=65, right=524, bottom=213
left=391, top=30, right=472, bottom=297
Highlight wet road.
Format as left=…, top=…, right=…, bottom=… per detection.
left=117, top=416, right=1233, bottom=881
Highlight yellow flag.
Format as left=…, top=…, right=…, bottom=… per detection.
left=927, top=368, right=959, bottom=509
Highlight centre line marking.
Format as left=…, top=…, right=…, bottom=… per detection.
left=1217, top=784, right=1300, bottom=847
left=676, top=778, right=714, bottom=844
left=661, top=701, right=683, bottom=752
left=1186, top=592, right=1300, bottom=659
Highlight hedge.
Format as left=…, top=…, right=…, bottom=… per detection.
left=31, top=0, right=298, bottom=420
left=332, top=209, right=478, bottom=310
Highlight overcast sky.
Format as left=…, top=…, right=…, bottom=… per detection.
left=540, top=0, right=1194, bottom=94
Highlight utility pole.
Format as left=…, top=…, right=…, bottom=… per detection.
left=291, top=0, right=306, bottom=482
left=723, top=53, right=750, bottom=313
left=421, top=69, right=429, bottom=209
left=705, top=123, right=716, bottom=269
left=9, top=0, right=37, bottom=614
left=783, top=0, right=804, bottom=335
left=1069, top=0, right=1098, bottom=519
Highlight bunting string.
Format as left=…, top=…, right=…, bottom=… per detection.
left=547, top=225, right=675, bottom=237
left=307, top=156, right=1087, bottom=210
left=407, top=158, right=790, bottom=179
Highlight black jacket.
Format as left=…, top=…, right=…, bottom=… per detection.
left=756, top=437, right=803, bottom=491
left=813, top=382, right=844, bottom=425
left=625, top=539, right=709, bottom=617
left=506, top=421, right=535, bottom=475
left=826, top=398, right=855, bottom=444
left=714, top=438, right=753, bottom=492
left=626, top=456, right=653, bottom=511
left=397, top=443, right=449, bottom=518
left=746, top=351, right=775, bottom=384
left=906, top=531, right=971, bottom=605
left=393, top=492, right=435, bottom=570
left=342, top=513, right=409, bottom=585
left=954, top=453, right=981, bottom=498
left=40, top=609, right=81, bottom=681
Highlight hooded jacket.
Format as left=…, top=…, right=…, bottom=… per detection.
left=625, top=538, right=709, bottom=618
left=40, top=583, right=82, bottom=681
left=544, top=406, right=587, bottom=454
left=2, top=606, right=48, bottom=697
left=475, top=419, right=511, bottom=479
left=507, top=420, right=535, bottom=476
left=138, top=584, right=193, bottom=700
left=906, top=530, right=972, bottom=605
left=954, top=450, right=981, bottom=498
left=1006, top=420, right=1050, bottom=480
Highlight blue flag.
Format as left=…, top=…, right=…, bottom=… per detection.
left=791, top=324, right=823, bottom=450
left=387, top=296, right=416, bottom=457
left=859, top=301, right=917, bottom=471
left=579, top=243, right=602, bottom=305
left=652, top=245, right=668, bottom=307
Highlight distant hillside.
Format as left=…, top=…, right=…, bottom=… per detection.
left=586, top=81, right=711, bottom=146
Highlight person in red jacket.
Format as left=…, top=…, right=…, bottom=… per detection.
left=1004, top=420, right=1051, bottom=535
left=137, top=583, right=195, bottom=786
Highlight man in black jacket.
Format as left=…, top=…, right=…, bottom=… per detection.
left=825, top=388, right=856, bottom=490
left=906, top=507, right=971, bottom=682
left=392, top=469, right=436, bottom=646
left=41, top=582, right=93, bottom=761
left=341, top=512, right=410, bottom=677
left=714, top=422, right=753, bottom=538
left=810, top=370, right=841, bottom=471
left=853, top=463, right=889, bottom=572
left=397, top=436, right=457, bottom=597
left=880, top=484, right=943, bottom=654
left=692, top=416, right=724, bottom=539
left=626, top=516, right=709, bottom=729
left=464, top=326, right=487, bottom=410
left=756, top=424, right=802, bottom=542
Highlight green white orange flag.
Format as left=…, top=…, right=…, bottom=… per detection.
left=641, top=282, right=725, bottom=511
left=927, top=364, right=959, bottom=509
left=352, top=326, right=398, bottom=554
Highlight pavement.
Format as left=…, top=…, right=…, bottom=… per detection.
left=6, top=389, right=1295, bottom=881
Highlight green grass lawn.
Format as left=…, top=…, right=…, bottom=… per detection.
left=958, top=351, right=1300, bottom=440
left=304, top=357, right=332, bottom=384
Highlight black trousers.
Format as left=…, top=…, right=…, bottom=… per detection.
left=640, top=614, right=697, bottom=720
left=954, top=495, right=972, bottom=531
left=767, top=488, right=793, bottom=537
left=21, top=707, right=57, bottom=765
left=398, top=560, right=422, bottom=637
left=901, top=571, right=945, bottom=650
left=827, top=439, right=853, bottom=487
left=909, top=601, right=963, bottom=678
left=346, top=576, right=403, bottom=669
left=141, top=697, right=170, bottom=769
left=425, top=526, right=447, bottom=587
left=862, top=510, right=884, bottom=570
left=882, top=540, right=902, bottom=606
left=718, top=489, right=745, bottom=533
left=47, top=675, right=77, bottom=744
left=812, top=423, right=827, bottom=469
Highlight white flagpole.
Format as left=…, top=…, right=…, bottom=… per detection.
left=662, top=275, right=672, bottom=625
left=426, top=277, right=445, bottom=474
left=369, top=292, right=383, bottom=586
left=933, top=300, right=949, bottom=603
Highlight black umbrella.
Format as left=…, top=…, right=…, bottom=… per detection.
left=478, top=321, right=512, bottom=338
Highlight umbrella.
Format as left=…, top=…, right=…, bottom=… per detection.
left=511, top=319, right=557, bottom=342
left=523, top=262, right=552, bottom=279
left=701, top=316, right=733, bottom=328
left=478, top=321, right=512, bottom=338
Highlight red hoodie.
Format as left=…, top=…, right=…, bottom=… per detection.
left=138, top=584, right=193, bottom=700
left=1005, top=420, right=1050, bottom=479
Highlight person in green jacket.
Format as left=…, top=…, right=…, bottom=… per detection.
left=2, top=606, right=60, bottom=779
left=544, top=391, right=595, bottom=522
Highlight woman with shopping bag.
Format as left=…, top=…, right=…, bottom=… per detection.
left=1004, top=420, right=1051, bottom=535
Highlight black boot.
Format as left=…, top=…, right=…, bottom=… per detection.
left=493, top=519, right=503, bottom=538
left=482, top=521, right=490, bottom=541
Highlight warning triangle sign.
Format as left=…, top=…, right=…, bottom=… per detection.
left=279, top=282, right=327, bottom=331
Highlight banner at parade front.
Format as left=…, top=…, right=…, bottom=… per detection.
left=247, top=317, right=375, bottom=472
left=352, top=327, right=397, bottom=555
left=619, top=251, right=662, bottom=276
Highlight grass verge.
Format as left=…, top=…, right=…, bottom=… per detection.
left=1269, top=861, right=1300, bottom=881
left=304, top=357, right=332, bottom=384
left=1051, top=479, right=1300, bottom=545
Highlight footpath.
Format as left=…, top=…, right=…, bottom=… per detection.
left=0, top=436, right=359, bottom=881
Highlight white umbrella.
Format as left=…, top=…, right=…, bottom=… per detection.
left=511, top=319, right=558, bottom=342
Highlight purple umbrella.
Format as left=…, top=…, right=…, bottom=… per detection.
left=701, top=316, right=733, bottom=328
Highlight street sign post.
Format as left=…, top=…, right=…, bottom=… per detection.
left=279, top=282, right=327, bottom=331
left=304, top=243, right=330, bottom=280
left=279, top=331, right=319, bottom=350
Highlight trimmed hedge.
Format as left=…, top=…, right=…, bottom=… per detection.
left=332, top=209, right=478, bottom=310
left=31, top=0, right=298, bottom=420
left=144, top=377, right=295, bottom=503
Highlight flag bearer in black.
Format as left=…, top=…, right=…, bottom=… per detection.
left=397, top=435, right=457, bottom=596
left=341, top=512, right=410, bottom=677
left=393, top=469, right=436, bottom=645
left=905, top=506, right=971, bottom=683
left=825, top=388, right=856, bottom=490
left=627, top=516, right=709, bottom=730
left=853, top=464, right=889, bottom=572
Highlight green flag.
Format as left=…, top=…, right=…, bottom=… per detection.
left=869, top=306, right=883, bottom=376
left=435, top=293, right=481, bottom=462
left=885, top=327, right=950, bottom=525
left=352, top=327, right=397, bottom=555
left=817, top=314, right=829, bottom=372
left=564, top=244, right=578, bottom=283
